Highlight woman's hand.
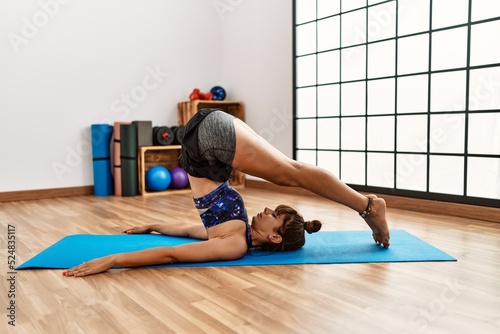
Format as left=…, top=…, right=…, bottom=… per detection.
left=123, top=225, right=152, bottom=234
left=62, top=256, right=115, bottom=277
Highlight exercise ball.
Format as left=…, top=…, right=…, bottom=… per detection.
left=146, top=166, right=171, bottom=191
left=210, top=86, right=226, bottom=100
left=170, top=167, right=189, bottom=189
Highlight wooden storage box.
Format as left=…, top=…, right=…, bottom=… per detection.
left=137, top=145, right=191, bottom=196
left=177, top=100, right=244, bottom=126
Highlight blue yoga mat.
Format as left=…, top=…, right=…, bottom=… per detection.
left=91, top=124, right=114, bottom=196
left=16, top=230, right=455, bottom=270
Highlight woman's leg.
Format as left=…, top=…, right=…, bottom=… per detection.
left=231, top=119, right=390, bottom=247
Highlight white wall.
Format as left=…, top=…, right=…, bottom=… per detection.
left=221, top=0, right=293, bottom=158
left=0, top=0, right=293, bottom=192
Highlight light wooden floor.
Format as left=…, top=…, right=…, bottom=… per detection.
left=1, top=187, right=499, bottom=334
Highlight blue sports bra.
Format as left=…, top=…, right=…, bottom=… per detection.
left=193, top=182, right=252, bottom=249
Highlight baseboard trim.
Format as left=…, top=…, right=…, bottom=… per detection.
left=245, top=180, right=500, bottom=223
left=0, top=186, right=94, bottom=202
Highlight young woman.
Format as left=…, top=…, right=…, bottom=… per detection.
left=63, top=109, right=389, bottom=277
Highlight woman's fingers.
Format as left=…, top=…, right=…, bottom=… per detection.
left=62, top=263, right=88, bottom=277
left=123, top=226, right=148, bottom=234
left=62, top=257, right=113, bottom=277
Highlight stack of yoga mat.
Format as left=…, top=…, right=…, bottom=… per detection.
left=91, top=121, right=153, bottom=197
left=91, top=124, right=114, bottom=196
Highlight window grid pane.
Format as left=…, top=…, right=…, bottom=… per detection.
left=294, top=1, right=500, bottom=206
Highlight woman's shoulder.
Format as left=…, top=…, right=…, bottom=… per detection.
left=207, top=220, right=249, bottom=257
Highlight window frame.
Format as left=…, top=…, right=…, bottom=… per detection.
left=293, top=0, right=500, bottom=208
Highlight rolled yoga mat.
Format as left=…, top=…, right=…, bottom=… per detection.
left=91, top=124, right=114, bottom=196
left=120, top=124, right=138, bottom=196
left=113, top=122, right=131, bottom=196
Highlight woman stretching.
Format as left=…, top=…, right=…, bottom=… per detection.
left=63, top=109, right=389, bottom=277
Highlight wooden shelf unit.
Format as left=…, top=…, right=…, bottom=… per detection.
left=137, top=145, right=191, bottom=196
left=137, top=100, right=245, bottom=197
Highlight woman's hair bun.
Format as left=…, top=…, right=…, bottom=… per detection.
left=304, top=220, right=322, bottom=234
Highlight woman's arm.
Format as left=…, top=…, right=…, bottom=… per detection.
left=124, top=222, right=208, bottom=240
left=62, top=234, right=247, bottom=277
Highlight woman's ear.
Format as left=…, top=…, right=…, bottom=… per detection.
left=268, top=234, right=282, bottom=244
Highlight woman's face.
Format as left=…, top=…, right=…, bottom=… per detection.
left=251, top=207, right=283, bottom=234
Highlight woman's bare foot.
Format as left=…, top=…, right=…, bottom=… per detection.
left=361, top=194, right=390, bottom=248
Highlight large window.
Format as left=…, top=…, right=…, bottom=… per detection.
left=294, top=0, right=500, bottom=207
